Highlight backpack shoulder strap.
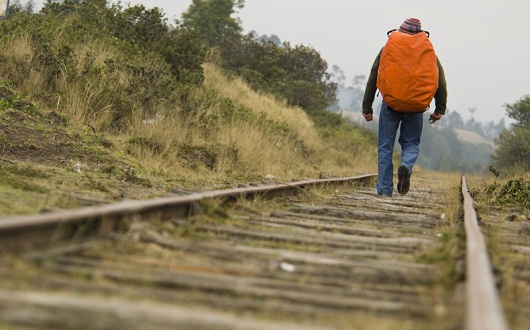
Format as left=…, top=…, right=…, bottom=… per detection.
left=386, top=29, right=397, bottom=37
left=387, top=29, right=431, bottom=38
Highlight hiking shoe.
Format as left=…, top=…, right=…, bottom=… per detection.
left=397, top=165, right=410, bottom=195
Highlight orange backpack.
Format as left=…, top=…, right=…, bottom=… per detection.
left=377, top=30, right=439, bottom=112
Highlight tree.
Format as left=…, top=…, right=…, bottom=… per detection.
left=464, top=118, right=486, bottom=137
left=24, top=0, right=35, bottom=13
left=218, top=35, right=336, bottom=114
left=43, top=0, right=82, bottom=14
left=328, top=65, right=347, bottom=111
left=251, top=31, right=281, bottom=46
left=279, top=43, right=336, bottom=111
left=40, top=0, right=208, bottom=85
left=444, top=110, right=464, bottom=128
left=492, top=95, right=530, bottom=169
left=113, top=5, right=169, bottom=51
left=505, top=95, right=530, bottom=129
left=347, top=75, right=366, bottom=113
left=5, top=0, right=35, bottom=15
left=181, top=0, right=244, bottom=46
left=484, top=118, right=506, bottom=141
left=330, top=65, right=346, bottom=86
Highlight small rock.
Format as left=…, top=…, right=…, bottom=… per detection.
left=74, top=162, right=81, bottom=174
left=264, top=174, right=275, bottom=181
left=279, top=262, right=296, bottom=272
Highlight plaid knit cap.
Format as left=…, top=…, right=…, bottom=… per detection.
left=399, top=18, right=422, bottom=33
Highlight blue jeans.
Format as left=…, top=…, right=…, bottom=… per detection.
left=376, top=102, right=423, bottom=195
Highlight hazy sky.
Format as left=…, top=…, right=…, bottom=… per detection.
left=32, top=0, right=530, bottom=124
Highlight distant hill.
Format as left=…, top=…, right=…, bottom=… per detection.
left=450, top=127, right=494, bottom=146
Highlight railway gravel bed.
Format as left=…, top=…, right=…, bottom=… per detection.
left=0, top=173, right=461, bottom=329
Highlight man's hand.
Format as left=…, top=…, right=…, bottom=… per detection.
left=362, top=112, right=373, bottom=122
left=429, top=112, right=442, bottom=124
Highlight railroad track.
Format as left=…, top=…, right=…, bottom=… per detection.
left=0, top=173, right=513, bottom=329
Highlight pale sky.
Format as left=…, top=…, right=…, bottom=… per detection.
left=32, top=0, right=530, bottom=124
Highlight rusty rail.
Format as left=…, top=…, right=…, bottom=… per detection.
left=0, top=174, right=376, bottom=253
left=461, top=177, right=507, bottom=330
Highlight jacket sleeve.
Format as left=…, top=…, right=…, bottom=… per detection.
left=362, top=48, right=383, bottom=114
left=434, top=58, right=448, bottom=115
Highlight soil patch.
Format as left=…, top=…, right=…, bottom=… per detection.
left=0, top=89, right=166, bottom=215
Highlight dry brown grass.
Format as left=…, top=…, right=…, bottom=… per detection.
left=123, top=90, right=324, bottom=183
left=424, top=170, right=463, bottom=224
left=0, top=33, right=379, bottom=192
left=103, top=61, right=380, bottom=185
left=201, top=63, right=380, bottom=179
left=55, top=78, right=115, bottom=131
left=0, top=34, right=44, bottom=96
left=203, top=63, right=323, bottom=152
left=55, top=41, right=128, bottom=131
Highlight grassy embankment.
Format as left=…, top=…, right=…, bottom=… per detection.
left=0, top=33, right=376, bottom=215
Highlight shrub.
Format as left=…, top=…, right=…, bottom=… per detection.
left=0, top=1, right=208, bottom=130
left=217, top=35, right=336, bottom=114
left=485, top=178, right=530, bottom=210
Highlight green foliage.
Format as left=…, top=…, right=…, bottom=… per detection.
left=492, top=95, right=530, bottom=170
left=199, top=198, right=231, bottom=222
left=311, top=109, right=345, bottom=128
left=484, top=178, right=530, bottom=210
left=0, top=85, right=38, bottom=115
left=319, top=121, right=376, bottom=159
left=0, top=0, right=376, bottom=194
left=112, top=4, right=170, bottom=50
left=181, top=0, right=244, bottom=47
left=217, top=97, right=255, bottom=122
left=127, top=137, right=163, bottom=154
left=216, top=96, right=288, bottom=133
left=178, top=144, right=223, bottom=170
left=6, top=0, right=36, bottom=15
left=217, top=35, right=337, bottom=115
left=159, top=28, right=208, bottom=86
left=505, top=95, right=530, bottom=129
left=493, top=127, right=530, bottom=169
left=42, top=0, right=82, bottom=15
left=0, top=0, right=208, bottom=128
left=0, top=166, right=48, bottom=193
left=3, top=164, right=50, bottom=179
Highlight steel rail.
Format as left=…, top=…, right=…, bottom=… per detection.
left=0, top=174, right=376, bottom=253
left=461, top=177, right=507, bottom=330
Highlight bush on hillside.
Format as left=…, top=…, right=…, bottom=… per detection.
left=0, top=1, right=207, bottom=129
left=181, top=0, right=245, bottom=47
left=217, top=35, right=337, bottom=115
left=0, top=1, right=378, bottom=184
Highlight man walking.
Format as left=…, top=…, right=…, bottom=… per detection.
left=362, top=18, right=448, bottom=196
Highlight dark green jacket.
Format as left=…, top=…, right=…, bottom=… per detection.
left=362, top=48, right=448, bottom=115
